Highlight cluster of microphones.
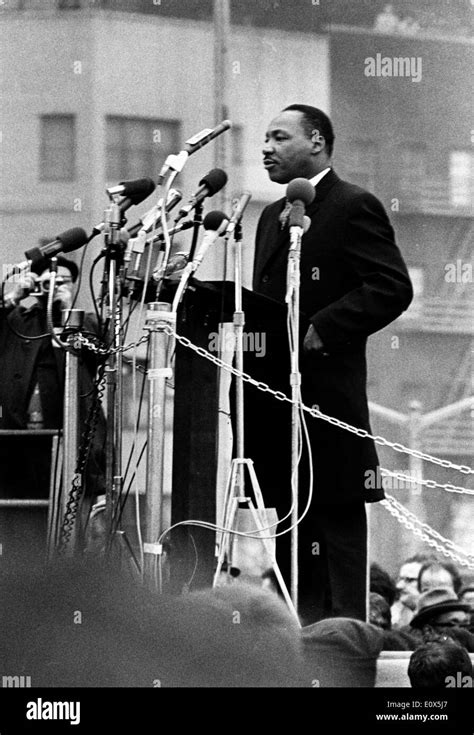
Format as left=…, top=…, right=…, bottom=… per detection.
left=6, top=118, right=316, bottom=290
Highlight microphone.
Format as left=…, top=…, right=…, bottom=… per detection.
left=225, top=191, right=252, bottom=235
left=127, top=188, right=183, bottom=239
left=156, top=120, right=232, bottom=183
left=106, top=177, right=156, bottom=207
left=152, top=252, right=189, bottom=283
left=170, top=210, right=229, bottom=310
left=192, top=210, right=229, bottom=268
left=90, top=179, right=163, bottom=239
left=18, top=227, right=89, bottom=270
left=286, top=178, right=315, bottom=232
left=183, top=120, right=232, bottom=156
left=175, top=169, right=228, bottom=222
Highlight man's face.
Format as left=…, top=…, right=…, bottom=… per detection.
left=432, top=610, right=471, bottom=629
left=37, top=266, right=74, bottom=308
left=396, top=562, right=421, bottom=608
left=262, top=110, right=317, bottom=184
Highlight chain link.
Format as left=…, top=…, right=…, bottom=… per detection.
left=165, top=326, right=474, bottom=477
left=74, top=332, right=149, bottom=356
left=380, top=469, right=474, bottom=496
left=381, top=494, right=474, bottom=570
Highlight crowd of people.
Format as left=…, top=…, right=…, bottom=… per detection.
left=0, top=548, right=472, bottom=689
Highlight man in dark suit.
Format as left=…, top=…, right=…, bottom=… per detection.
left=244, top=104, right=413, bottom=625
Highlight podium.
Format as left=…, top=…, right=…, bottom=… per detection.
left=169, top=279, right=291, bottom=591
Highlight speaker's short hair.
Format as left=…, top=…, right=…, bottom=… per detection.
left=283, top=104, right=335, bottom=156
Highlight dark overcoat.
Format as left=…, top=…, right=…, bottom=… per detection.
left=243, top=169, right=413, bottom=513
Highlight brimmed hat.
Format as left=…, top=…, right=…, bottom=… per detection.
left=410, top=587, right=470, bottom=629
left=30, top=255, right=79, bottom=283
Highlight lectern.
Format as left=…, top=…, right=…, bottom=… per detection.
left=169, top=279, right=290, bottom=592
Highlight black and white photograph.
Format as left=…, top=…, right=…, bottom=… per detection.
left=0, top=0, right=473, bottom=729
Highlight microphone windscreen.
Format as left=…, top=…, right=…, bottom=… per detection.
left=203, top=210, right=228, bottom=231
left=286, top=177, right=316, bottom=206
left=199, top=168, right=228, bottom=196
left=56, top=227, right=89, bottom=253
left=119, top=178, right=156, bottom=204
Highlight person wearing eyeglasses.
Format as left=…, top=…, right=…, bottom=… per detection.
left=391, top=553, right=437, bottom=629
left=0, top=256, right=106, bottom=558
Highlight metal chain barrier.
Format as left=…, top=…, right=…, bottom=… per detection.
left=164, top=325, right=474, bottom=477
left=380, top=468, right=474, bottom=496
left=75, top=332, right=149, bottom=356
left=381, top=494, right=474, bottom=570
left=75, top=322, right=472, bottom=565
left=58, top=362, right=107, bottom=553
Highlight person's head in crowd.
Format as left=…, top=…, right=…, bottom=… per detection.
left=369, top=592, right=392, bottom=630
left=459, top=585, right=474, bottom=634
left=370, top=562, right=397, bottom=607
left=31, top=256, right=78, bottom=304
left=394, top=553, right=437, bottom=611
left=0, top=556, right=306, bottom=687
left=187, top=579, right=306, bottom=687
left=408, top=638, right=473, bottom=688
left=417, top=560, right=463, bottom=595
left=301, top=617, right=384, bottom=687
left=410, top=587, right=471, bottom=636
left=459, top=585, right=474, bottom=609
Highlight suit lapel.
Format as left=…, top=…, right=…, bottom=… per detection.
left=253, top=197, right=287, bottom=285
left=255, top=169, right=341, bottom=281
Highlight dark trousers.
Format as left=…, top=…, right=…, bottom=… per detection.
left=275, top=502, right=368, bottom=626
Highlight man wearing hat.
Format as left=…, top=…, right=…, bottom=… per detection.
left=410, top=587, right=472, bottom=634
left=0, top=257, right=105, bottom=557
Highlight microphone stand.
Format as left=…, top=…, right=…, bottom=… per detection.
left=45, top=261, right=85, bottom=556
left=143, top=298, right=174, bottom=588
left=212, top=221, right=299, bottom=624
left=101, top=199, right=126, bottom=551
left=187, top=200, right=204, bottom=263
left=142, top=182, right=204, bottom=590
left=286, top=221, right=304, bottom=613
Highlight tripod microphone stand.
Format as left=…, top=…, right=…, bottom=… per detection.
left=99, top=199, right=127, bottom=552
left=212, top=209, right=299, bottom=624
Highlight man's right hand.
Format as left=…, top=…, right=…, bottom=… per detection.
left=5, top=272, right=38, bottom=306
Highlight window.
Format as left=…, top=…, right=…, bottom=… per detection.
left=449, top=151, right=474, bottom=208
left=106, top=116, right=181, bottom=182
left=39, top=114, right=76, bottom=181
